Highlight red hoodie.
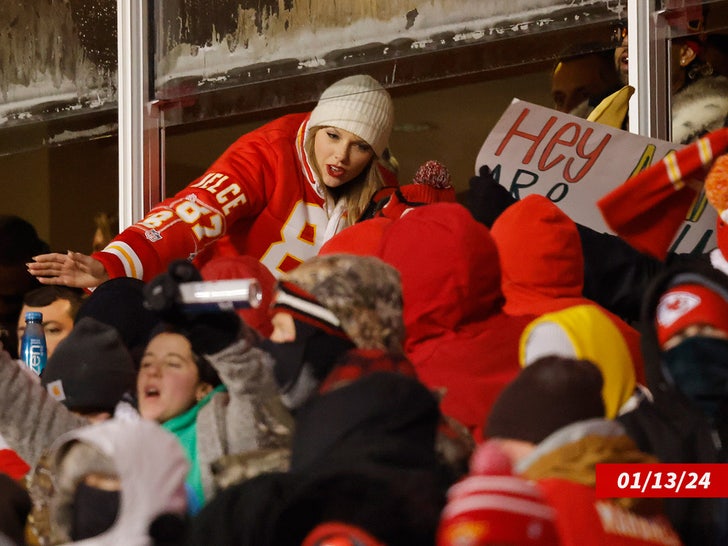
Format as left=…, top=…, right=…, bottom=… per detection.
left=377, top=203, right=535, bottom=441
left=491, top=194, right=645, bottom=385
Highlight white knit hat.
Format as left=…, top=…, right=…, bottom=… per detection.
left=308, top=75, right=394, bottom=157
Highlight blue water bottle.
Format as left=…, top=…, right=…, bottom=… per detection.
left=21, top=311, right=47, bottom=375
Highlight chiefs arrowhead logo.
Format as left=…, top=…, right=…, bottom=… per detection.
left=656, top=291, right=701, bottom=327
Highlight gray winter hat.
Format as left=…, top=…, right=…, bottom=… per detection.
left=279, top=254, right=405, bottom=354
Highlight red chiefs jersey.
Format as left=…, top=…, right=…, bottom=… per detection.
left=93, top=113, right=337, bottom=281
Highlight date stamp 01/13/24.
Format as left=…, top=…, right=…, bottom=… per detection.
left=596, top=464, right=727, bottom=498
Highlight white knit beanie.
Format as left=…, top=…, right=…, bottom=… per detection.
left=308, top=75, right=394, bottom=157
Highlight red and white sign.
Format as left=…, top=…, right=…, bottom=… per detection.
left=475, top=99, right=717, bottom=255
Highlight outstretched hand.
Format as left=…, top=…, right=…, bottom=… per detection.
left=27, top=251, right=109, bottom=289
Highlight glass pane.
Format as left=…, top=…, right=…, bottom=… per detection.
left=154, top=0, right=623, bottom=127
left=0, top=1, right=119, bottom=254
left=0, top=2, right=118, bottom=153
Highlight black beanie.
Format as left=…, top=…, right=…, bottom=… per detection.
left=484, top=356, right=606, bottom=444
left=41, top=317, right=137, bottom=414
left=74, top=277, right=162, bottom=368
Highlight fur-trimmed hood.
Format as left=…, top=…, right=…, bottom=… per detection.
left=672, top=75, right=728, bottom=145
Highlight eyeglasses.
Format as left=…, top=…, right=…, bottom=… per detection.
left=611, top=21, right=628, bottom=46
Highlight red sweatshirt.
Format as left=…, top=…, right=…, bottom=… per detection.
left=491, top=194, right=645, bottom=384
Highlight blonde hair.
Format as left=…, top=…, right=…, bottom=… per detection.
left=305, top=127, right=385, bottom=227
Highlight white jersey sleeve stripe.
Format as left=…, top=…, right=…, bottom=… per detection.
left=102, top=242, right=144, bottom=280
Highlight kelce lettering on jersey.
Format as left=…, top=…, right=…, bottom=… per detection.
left=191, top=172, right=248, bottom=215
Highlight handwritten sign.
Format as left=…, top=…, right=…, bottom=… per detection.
left=475, top=99, right=717, bottom=255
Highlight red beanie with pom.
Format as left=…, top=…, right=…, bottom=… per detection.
left=437, top=474, right=559, bottom=546
left=379, top=160, right=457, bottom=220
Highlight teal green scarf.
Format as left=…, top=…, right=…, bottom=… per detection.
left=162, top=385, right=226, bottom=512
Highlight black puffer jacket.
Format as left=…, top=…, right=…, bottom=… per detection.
left=618, top=260, right=728, bottom=546
left=186, top=358, right=451, bottom=546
